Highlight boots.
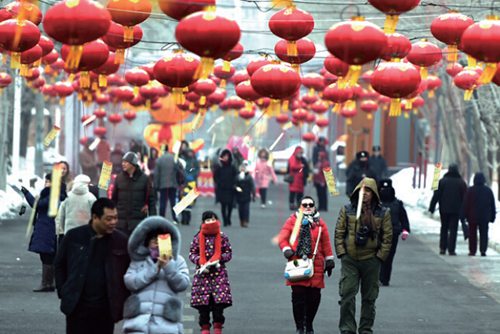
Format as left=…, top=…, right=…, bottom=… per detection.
left=213, top=322, right=223, bottom=334
left=240, top=220, right=248, bottom=228
left=201, top=324, right=210, bottom=334
left=33, top=264, right=55, bottom=292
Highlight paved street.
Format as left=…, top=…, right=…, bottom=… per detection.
left=1, top=182, right=500, bottom=334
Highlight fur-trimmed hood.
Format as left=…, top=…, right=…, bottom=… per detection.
left=128, top=216, right=181, bottom=261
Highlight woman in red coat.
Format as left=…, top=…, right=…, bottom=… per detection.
left=278, top=196, right=335, bottom=334
left=287, top=146, right=310, bottom=211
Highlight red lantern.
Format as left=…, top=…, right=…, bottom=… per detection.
left=91, top=52, right=121, bottom=87
left=93, top=126, right=107, bottom=137
left=292, top=108, right=308, bottom=122
left=302, top=73, right=325, bottom=94
left=310, top=100, right=329, bottom=115
left=324, top=55, right=349, bottom=78
left=102, top=22, right=142, bottom=64
left=213, top=64, right=235, bottom=88
left=221, top=42, right=243, bottom=72
left=108, top=74, right=126, bottom=86
left=323, top=72, right=338, bottom=86
left=236, top=80, right=261, bottom=103
left=301, top=94, right=318, bottom=105
left=305, top=112, right=316, bottom=124
left=368, top=0, right=420, bottom=33
left=381, top=33, right=411, bottom=61
left=316, top=118, right=329, bottom=128
left=446, top=63, right=464, bottom=77
left=232, top=70, right=250, bottom=85
left=226, top=96, right=246, bottom=110
left=158, top=0, right=215, bottom=21
left=94, top=108, right=107, bottom=119
left=193, top=78, right=217, bottom=106
left=275, top=37, right=316, bottom=66
left=269, top=7, right=314, bottom=56
left=360, top=100, right=378, bottom=119
left=239, top=107, right=256, bottom=121
left=139, top=82, right=164, bottom=107
left=255, top=97, right=271, bottom=110
left=20, top=44, right=42, bottom=65
left=207, top=88, right=226, bottom=105
left=107, top=0, right=151, bottom=42
left=43, top=0, right=111, bottom=69
left=412, top=95, right=425, bottom=109
left=302, top=132, right=316, bottom=143
left=431, top=12, right=474, bottom=62
left=54, top=81, right=74, bottom=98
left=38, top=36, right=54, bottom=57
left=125, top=68, right=150, bottom=95
left=340, top=106, right=358, bottom=124
left=406, top=40, right=442, bottom=78
left=24, top=68, right=40, bottom=81
left=175, top=9, right=241, bottom=79
left=323, top=83, right=353, bottom=104
left=62, top=39, right=109, bottom=88
left=426, top=75, right=442, bottom=98
left=247, top=57, right=272, bottom=77
left=94, top=93, right=110, bottom=105
left=112, top=86, right=135, bottom=102
left=2, top=1, right=42, bottom=26
left=42, top=49, right=58, bottom=65
left=123, top=110, right=137, bottom=122
left=324, top=17, right=387, bottom=85
left=250, top=63, right=301, bottom=116
left=276, top=114, right=289, bottom=124
left=31, top=77, right=45, bottom=89
left=371, top=61, right=421, bottom=116
left=0, top=19, right=40, bottom=67
left=0, top=72, right=12, bottom=88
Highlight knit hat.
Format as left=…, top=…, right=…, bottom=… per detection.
left=356, top=150, right=369, bottom=159
left=73, top=174, right=91, bottom=185
left=372, top=145, right=381, bottom=152
left=122, top=151, right=139, bottom=166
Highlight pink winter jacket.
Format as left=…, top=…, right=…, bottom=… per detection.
left=253, top=159, right=278, bottom=189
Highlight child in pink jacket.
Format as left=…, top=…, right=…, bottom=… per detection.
left=253, top=149, right=278, bottom=208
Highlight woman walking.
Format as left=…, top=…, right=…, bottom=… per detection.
left=278, top=196, right=335, bottom=334
left=253, top=148, right=277, bottom=208
left=287, top=146, right=309, bottom=211
left=235, top=161, right=256, bottom=228
left=213, top=149, right=238, bottom=226
left=313, top=151, right=330, bottom=212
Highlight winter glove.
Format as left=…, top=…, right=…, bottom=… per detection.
left=401, top=229, right=409, bottom=241
left=324, top=259, right=335, bottom=277
left=283, top=249, right=294, bottom=260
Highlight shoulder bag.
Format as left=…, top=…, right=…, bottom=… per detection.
left=284, top=226, right=322, bottom=282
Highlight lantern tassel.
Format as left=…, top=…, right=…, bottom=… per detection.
left=479, top=63, right=497, bottom=84
left=383, top=15, right=399, bottom=34
left=346, top=118, right=352, bottom=125
left=65, top=45, right=84, bottom=70
left=287, top=41, right=298, bottom=57
left=420, top=67, right=428, bottom=80
left=464, top=89, right=473, bottom=101
left=220, top=79, right=227, bottom=88
left=191, top=111, right=206, bottom=131
left=200, top=95, right=207, bottom=106
left=467, top=55, right=477, bottom=68
left=123, top=26, right=134, bottom=43
left=195, top=57, right=215, bottom=80
left=80, top=71, right=90, bottom=89
left=222, top=60, right=231, bottom=72
left=291, top=64, right=300, bottom=72
left=271, top=0, right=294, bottom=8
left=172, top=88, right=185, bottom=105
left=115, top=49, right=125, bottom=64
left=133, top=86, right=139, bottom=96
left=405, top=99, right=413, bottom=110
left=404, top=112, right=409, bottom=119
left=389, top=98, right=401, bottom=117
left=10, top=52, right=21, bottom=69
left=337, top=77, right=347, bottom=89
left=308, top=88, right=315, bottom=96
left=333, top=104, right=341, bottom=113
left=346, top=65, right=362, bottom=87
left=367, top=114, right=373, bottom=120
left=446, top=45, right=458, bottom=63
left=20, top=64, right=29, bottom=77
left=98, top=74, right=107, bottom=88
left=282, top=100, right=289, bottom=111
left=428, top=90, right=435, bottom=98
left=269, top=99, right=281, bottom=117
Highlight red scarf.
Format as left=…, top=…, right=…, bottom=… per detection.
left=199, top=220, right=222, bottom=265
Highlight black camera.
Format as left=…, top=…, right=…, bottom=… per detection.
left=355, top=225, right=371, bottom=247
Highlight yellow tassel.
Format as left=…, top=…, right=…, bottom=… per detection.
left=80, top=71, right=90, bottom=88
left=271, top=0, right=294, bottom=8
left=98, top=74, right=107, bottom=88
left=404, top=112, right=409, bottom=119
left=413, top=109, right=418, bottom=115
left=222, top=60, right=231, bottom=72
left=420, top=67, right=428, bottom=80
left=269, top=99, right=281, bottom=117
left=345, top=100, right=356, bottom=110
left=189, top=102, right=195, bottom=110
left=282, top=100, right=289, bottom=111
left=171, top=87, right=185, bottom=105
left=59, top=97, right=65, bottom=106
left=220, top=79, right=227, bottom=88
left=133, top=86, right=139, bottom=96
left=195, top=57, right=215, bottom=80
left=200, top=95, right=206, bottom=106
left=467, top=55, right=477, bottom=68
left=383, top=15, right=399, bottom=34
left=479, top=63, right=497, bottom=84
left=91, top=81, right=98, bottom=91
left=337, top=77, right=347, bottom=89
left=464, top=89, right=473, bottom=101
left=245, top=101, right=253, bottom=109
left=308, top=88, right=315, bottom=96
left=347, top=65, right=362, bottom=87
left=20, top=64, right=29, bottom=77
left=367, top=113, right=373, bottom=120
left=123, top=26, right=134, bottom=43
left=146, top=99, right=151, bottom=109
left=210, top=105, right=217, bottom=111
left=287, top=41, right=298, bottom=57
left=291, top=64, right=300, bottom=72
left=333, top=104, right=341, bottom=113
left=346, top=118, right=352, bottom=125
left=405, top=99, right=413, bottom=109
left=115, top=49, right=125, bottom=64
left=10, top=52, right=21, bottom=69
left=447, top=45, right=458, bottom=63
left=65, top=45, right=84, bottom=70
left=389, top=98, right=401, bottom=117
left=428, top=90, right=435, bottom=98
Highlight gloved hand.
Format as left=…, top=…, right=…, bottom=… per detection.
left=324, top=259, right=335, bottom=277
left=401, top=229, right=409, bottom=241
left=283, top=249, right=294, bottom=259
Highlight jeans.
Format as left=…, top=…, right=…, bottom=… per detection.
left=439, top=213, right=459, bottom=253
left=315, top=184, right=328, bottom=211
left=468, top=221, right=489, bottom=255
left=220, top=202, right=233, bottom=226
left=259, top=188, right=267, bottom=204
left=159, top=187, right=178, bottom=222
left=238, top=201, right=250, bottom=222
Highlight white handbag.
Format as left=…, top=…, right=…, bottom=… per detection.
left=284, top=227, right=322, bottom=282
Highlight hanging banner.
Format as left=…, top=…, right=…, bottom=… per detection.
left=43, top=125, right=60, bottom=148
left=98, top=160, right=113, bottom=190
left=88, top=137, right=101, bottom=151
left=158, top=234, right=173, bottom=259
left=48, top=163, right=63, bottom=217
left=289, top=210, right=303, bottom=246
left=82, top=114, right=97, bottom=127
left=431, top=163, right=442, bottom=191
left=323, top=167, right=340, bottom=196
left=173, top=187, right=200, bottom=216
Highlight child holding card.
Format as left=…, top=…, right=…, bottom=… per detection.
left=189, top=211, right=233, bottom=334
left=123, top=217, right=190, bottom=334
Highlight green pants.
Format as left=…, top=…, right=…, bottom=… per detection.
left=338, top=255, right=381, bottom=334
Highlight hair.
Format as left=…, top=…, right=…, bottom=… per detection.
left=300, top=196, right=315, bottom=206
left=258, top=148, right=269, bottom=160
left=91, top=198, right=116, bottom=218
left=202, top=210, right=219, bottom=222
left=162, top=144, right=169, bottom=153
left=58, top=161, right=71, bottom=182
left=44, top=173, right=52, bottom=181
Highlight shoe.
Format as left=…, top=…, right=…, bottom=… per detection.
left=33, top=265, right=55, bottom=292
left=201, top=324, right=210, bottom=334
left=439, top=249, right=446, bottom=255
left=306, top=331, right=314, bottom=334
left=268, top=200, right=273, bottom=205
left=295, top=329, right=305, bottom=334
left=379, top=281, right=389, bottom=286
left=468, top=253, right=476, bottom=256
left=261, top=204, right=266, bottom=208
left=481, top=252, right=487, bottom=257
left=213, top=322, right=223, bottom=334
left=449, top=252, right=457, bottom=256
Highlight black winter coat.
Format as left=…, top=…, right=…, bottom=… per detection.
left=112, top=169, right=157, bottom=234
left=235, top=172, right=256, bottom=203
left=429, top=170, right=467, bottom=215
left=462, top=173, right=496, bottom=225
left=380, top=199, right=410, bottom=235
left=214, top=163, right=238, bottom=204
left=54, top=224, right=130, bottom=322
left=345, top=160, right=376, bottom=195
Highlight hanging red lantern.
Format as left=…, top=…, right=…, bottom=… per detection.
left=236, top=80, right=261, bottom=104
left=150, top=100, right=163, bottom=111
left=108, top=74, right=126, bottom=86
left=310, top=100, right=329, bottom=115
left=139, top=82, right=164, bottom=107
left=247, top=57, right=272, bottom=77
left=94, top=93, right=110, bottom=105
left=153, top=51, right=200, bottom=103
left=0, top=72, right=12, bottom=88
left=368, top=0, right=421, bottom=33
left=431, top=12, right=474, bottom=62
left=91, top=52, right=121, bottom=87
left=107, top=0, right=151, bottom=42
left=43, top=0, right=111, bottom=70
left=239, top=107, right=256, bottom=121
left=323, top=83, right=353, bottom=104
left=158, top=0, right=215, bottom=21
left=305, top=112, right=316, bottom=124
left=301, top=94, right=318, bottom=105
left=324, top=17, right=387, bottom=86
left=446, top=63, right=464, bottom=77
left=24, top=68, right=40, bottom=81
left=340, top=105, right=357, bottom=124
left=221, top=42, right=243, bottom=72
left=213, top=63, right=235, bottom=88
left=94, top=108, right=107, bottom=119
left=175, top=9, right=241, bottom=79
left=93, top=126, right=107, bottom=137
left=324, top=55, right=349, bottom=78
left=323, top=72, right=338, bottom=86
left=102, top=22, right=142, bottom=64
left=38, top=36, right=54, bottom=57
left=302, top=73, right=325, bottom=95
left=360, top=100, right=378, bottom=119
left=276, top=113, right=289, bottom=124
left=112, top=85, right=135, bottom=103
left=123, top=110, right=137, bottom=122
left=250, top=63, right=302, bottom=116
left=42, top=49, right=58, bottom=65
left=2, top=1, right=43, bottom=25
left=0, top=18, right=40, bottom=68
left=19, top=44, right=42, bottom=75
left=406, top=40, right=442, bottom=79
left=226, top=96, right=246, bottom=110
left=292, top=108, right=308, bottom=122
left=125, top=67, right=150, bottom=95
left=371, top=61, right=421, bottom=116
left=232, top=70, right=250, bottom=85
left=54, top=81, right=74, bottom=98
left=275, top=37, right=316, bottom=68
left=412, top=95, right=425, bottom=109
left=269, top=7, right=314, bottom=56
left=302, top=132, right=316, bottom=143
left=316, top=118, right=329, bottom=128
left=193, top=78, right=217, bottom=106
left=30, top=77, right=44, bottom=90
left=426, top=75, right=442, bottom=98
left=381, top=33, right=411, bottom=61
left=255, top=97, right=271, bottom=110
left=207, top=88, right=226, bottom=106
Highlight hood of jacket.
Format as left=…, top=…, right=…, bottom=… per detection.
left=71, top=181, right=89, bottom=195
left=473, top=172, right=486, bottom=186
left=349, top=177, right=380, bottom=204
left=444, top=164, right=461, bottom=178
left=128, top=216, right=181, bottom=262
left=219, top=148, right=233, bottom=165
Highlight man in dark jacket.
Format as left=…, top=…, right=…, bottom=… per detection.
left=429, top=164, right=467, bottom=255
left=153, top=145, right=180, bottom=223
left=112, top=152, right=157, bottom=235
left=312, top=136, right=329, bottom=166
left=213, top=149, right=238, bottom=226
left=368, top=145, right=388, bottom=181
left=462, top=172, right=497, bottom=256
left=55, top=198, right=130, bottom=334
left=345, top=151, right=376, bottom=196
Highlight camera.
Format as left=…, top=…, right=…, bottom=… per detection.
left=355, top=225, right=371, bottom=247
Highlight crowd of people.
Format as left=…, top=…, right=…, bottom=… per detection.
left=17, top=135, right=498, bottom=334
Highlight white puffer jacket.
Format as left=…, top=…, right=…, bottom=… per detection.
left=55, top=178, right=96, bottom=234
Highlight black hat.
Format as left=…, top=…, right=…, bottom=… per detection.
left=373, top=145, right=381, bottom=152
left=356, top=151, right=369, bottom=159
left=378, top=178, right=393, bottom=189
left=122, top=151, right=139, bottom=166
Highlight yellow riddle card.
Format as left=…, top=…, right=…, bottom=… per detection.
left=48, top=163, right=63, bottom=217
left=158, top=234, right=173, bottom=259
left=323, top=167, right=340, bottom=196
left=98, top=161, right=113, bottom=190
left=43, top=126, right=60, bottom=148
left=431, top=163, right=442, bottom=191
left=289, top=210, right=303, bottom=246
left=173, top=187, right=200, bottom=216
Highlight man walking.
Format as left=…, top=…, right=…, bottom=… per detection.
left=368, top=145, right=388, bottom=181
left=154, top=145, right=181, bottom=223
left=54, top=198, right=130, bottom=334
left=335, top=178, right=392, bottom=334
left=112, top=152, right=157, bottom=235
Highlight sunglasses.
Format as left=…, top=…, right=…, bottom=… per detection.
left=301, top=203, right=315, bottom=208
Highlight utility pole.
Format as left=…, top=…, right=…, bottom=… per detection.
left=12, top=72, right=22, bottom=173
left=34, top=93, right=45, bottom=177
left=0, top=77, right=11, bottom=191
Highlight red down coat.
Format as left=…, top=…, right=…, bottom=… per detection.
left=278, top=213, right=334, bottom=288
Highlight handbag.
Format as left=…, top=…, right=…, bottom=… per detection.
left=284, top=174, right=294, bottom=184
left=284, top=226, right=322, bottom=282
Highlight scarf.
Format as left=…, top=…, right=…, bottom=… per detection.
left=295, top=211, right=320, bottom=258
left=361, top=201, right=375, bottom=233
left=199, top=220, right=222, bottom=265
